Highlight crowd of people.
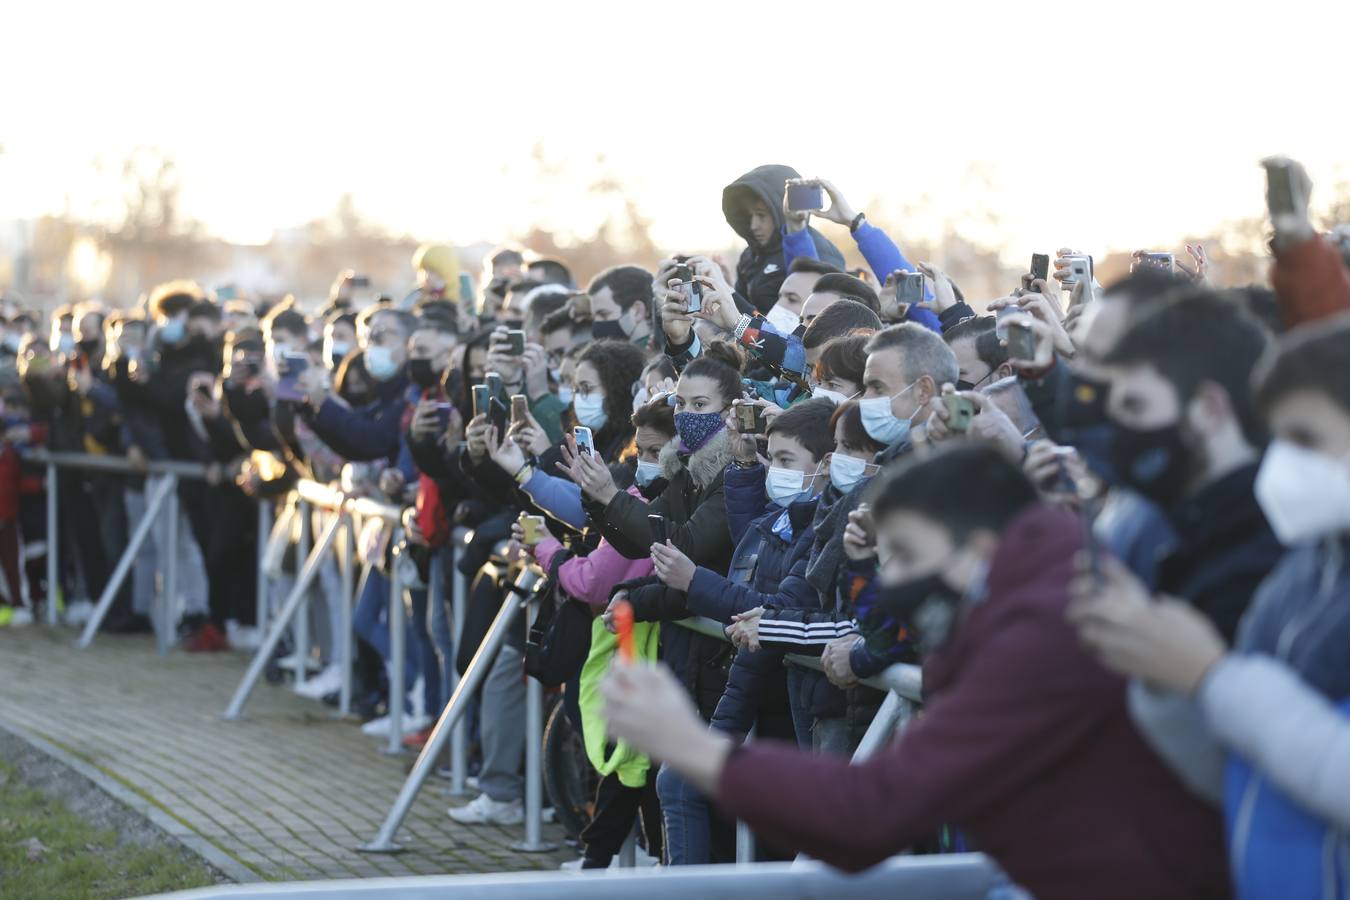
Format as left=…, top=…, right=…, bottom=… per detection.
left=2, top=157, right=1347, bottom=898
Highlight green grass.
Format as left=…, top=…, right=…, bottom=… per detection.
left=0, top=761, right=217, bottom=899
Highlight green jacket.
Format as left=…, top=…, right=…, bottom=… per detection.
left=578, top=617, right=661, bottom=788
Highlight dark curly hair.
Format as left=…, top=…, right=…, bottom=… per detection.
left=576, top=338, right=647, bottom=430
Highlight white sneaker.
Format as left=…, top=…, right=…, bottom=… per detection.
left=63, top=600, right=95, bottom=627
left=294, top=665, right=342, bottom=699
left=447, top=793, right=524, bottom=826
left=8, top=607, right=33, bottom=627
left=226, top=621, right=262, bottom=651
left=560, top=858, right=584, bottom=872
left=277, top=653, right=322, bottom=675
left=360, top=713, right=431, bottom=738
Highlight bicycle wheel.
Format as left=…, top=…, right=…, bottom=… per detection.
left=542, top=696, right=599, bottom=841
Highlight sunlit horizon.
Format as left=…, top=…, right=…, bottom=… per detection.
left=4, top=0, right=1349, bottom=272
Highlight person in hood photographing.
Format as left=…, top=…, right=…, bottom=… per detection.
left=722, top=164, right=845, bottom=315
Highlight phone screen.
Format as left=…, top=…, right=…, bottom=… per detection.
left=786, top=183, right=824, bottom=212
left=1266, top=164, right=1298, bottom=216
left=1031, top=254, right=1050, bottom=282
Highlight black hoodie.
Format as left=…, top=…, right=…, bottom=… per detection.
left=722, top=164, right=846, bottom=314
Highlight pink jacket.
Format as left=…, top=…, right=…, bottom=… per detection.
left=533, top=486, right=654, bottom=609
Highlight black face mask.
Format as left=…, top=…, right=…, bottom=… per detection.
left=1108, top=420, right=1193, bottom=506
left=592, top=319, right=627, bottom=341
left=407, top=358, right=443, bottom=390
left=869, top=571, right=965, bottom=657
left=224, top=384, right=271, bottom=423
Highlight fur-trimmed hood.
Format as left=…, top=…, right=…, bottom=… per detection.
left=658, top=428, right=733, bottom=489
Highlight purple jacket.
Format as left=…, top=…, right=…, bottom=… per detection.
left=716, top=504, right=1230, bottom=900
left=533, top=485, right=654, bottom=609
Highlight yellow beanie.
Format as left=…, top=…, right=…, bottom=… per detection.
left=411, top=243, right=461, bottom=302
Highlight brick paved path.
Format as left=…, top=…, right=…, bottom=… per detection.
left=0, top=626, right=573, bottom=882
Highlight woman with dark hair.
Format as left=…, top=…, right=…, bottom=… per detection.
left=560, top=344, right=743, bottom=864
left=811, top=334, right=868, bottom=405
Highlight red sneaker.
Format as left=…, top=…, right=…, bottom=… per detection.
left=401, top=726, right=434, bottom=749
left=186, top=622, right=230, bottom=653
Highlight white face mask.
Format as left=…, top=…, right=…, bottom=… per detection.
left=572, top=392, right=608, bottom=430
left=766, top=464, right=819, bottom=506
left=812, top=386, right=856, bottom=406
left=860, top=381, right=918, bottom=446
left=764, top=304, right=801, bottom=335
left=1255, top=439, right=1350, bottom=545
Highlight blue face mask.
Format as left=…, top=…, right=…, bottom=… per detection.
left=860, top=381, right=918, bottom=446
left=365, top=345, right=399, bottom=381
left=158, top=317, right=186, bottom=346
left=572, top=392, right=608, bottom=430
left=635, top=459, right=663, bottom=488
left=557, top=385, right=574, bottom=406
left=766, top=465, right=816, bottom=506
left=674, top=410, right=725, bottom=452
left=828, top=453, right=871, bottom=493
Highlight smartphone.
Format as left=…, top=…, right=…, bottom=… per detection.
left=734, top=400, right=764, bottom=434
left=648, top=513, right=669, bottom=545
left=510, top=394, right=529, bottom=425
left=897, top=272, right=925, bottom=307
left=994, top=305, right=1019, bottom=340
left=1133, top=252, right=1175, bottom=273
left=786, top=181, right=825, bottom=212
left=944, top=395, right=976, bottom=432
left=275, top=352, right=312, bottom=402
left=433, top=401, right=453, bottom=431
left=1030, top=253, right=1050, bottom=283
left=484, top=371, right=503, bottom=397
left=1060, top=254, right=1094, bottom=289
left=1005, top=320, right=1037, bottom=360
left=573, top=425, right=595, bottom=458
left=506, top=329, right=526, bottom=356
left=349, top=275, right=371, bottom=290
left=489, top=396, right=509, bottom=436
left=472, top=384, right=490, bottom=418
left=671, top=264, right=703, bottom=314
left=1264, top=159, right=1301, bottom=218
left=571, top=293, right=592, bottom=320
left=520, top=513, right=546, bottom=544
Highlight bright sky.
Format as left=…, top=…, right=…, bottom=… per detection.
left=4, top=0, right=1348, bottom=262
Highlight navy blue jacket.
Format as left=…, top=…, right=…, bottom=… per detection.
left=303, top=372, right=410, bottom=462
left=684, top=463, right=821, bottom=739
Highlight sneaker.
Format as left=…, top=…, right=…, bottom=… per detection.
left=294, top=664, right=343, bottom=699
left=225, top=621, right=263, bottom=650
left=63, top=599, right=95, bottom=627
left=447, top=793, right=524, bottom=826
left=186, top=622, right=230, bottom=653
left=559, top=858, right=584, bottom=872
left=360, top=713, right=431, bottom=738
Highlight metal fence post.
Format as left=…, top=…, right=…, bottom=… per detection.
left=78, top=474, right=176, bottom=648
left=338, top=513, right=355, bottom=718
left=358, top=569, right=530, bottom=854
left=158, top=475, right=180, bottom=657
left=384, top=546, right=405, bottom=756
left=448, top=527, right=470, bottom=798
left=293, top=499, right=311, bottom=687
left=223, top=510, right=344, bottom=720
left=255, top=500, right=272, bottom=635
left=45, top=462, right=58, bottom=626
left=512, top=592, right=557, bottom=854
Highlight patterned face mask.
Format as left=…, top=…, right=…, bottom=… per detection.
left=674, top=409, right=726, bottom=451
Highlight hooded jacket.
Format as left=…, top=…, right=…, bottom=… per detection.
left=722, top=165, right=845, bottom=314
left=715, top=503, right=1230, bottom=900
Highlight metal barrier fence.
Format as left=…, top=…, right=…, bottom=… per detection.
left=36, top=452, right=984, bottom=894
left=152, top=855, right=1009, bottom=899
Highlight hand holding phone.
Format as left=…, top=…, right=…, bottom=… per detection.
left=1030, top=253, right=1050, bottom=283
left=943, top=395, right=977, bottom=433
left=1005, top=321, right=1037, bottom=361
left=648, top=513, right=669, bottom=546
left=786, top=180, right=825, bottom=213
left=1262, top=156, right=1313, bottom=244
left=573, top=425, right=595, bottom=458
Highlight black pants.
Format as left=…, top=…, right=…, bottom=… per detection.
left=199, top=484, right=258, bottom=627
left=581, top=771, right=664, bottom=868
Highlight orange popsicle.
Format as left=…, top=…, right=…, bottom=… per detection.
left=613, top=600, right=636, bottom=662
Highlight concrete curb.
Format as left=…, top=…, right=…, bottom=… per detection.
left=0, top=717, right=262, bottom=885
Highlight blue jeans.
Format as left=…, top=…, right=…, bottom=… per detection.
left=352, top=570, right=418, bottom=705
left=656, top=763, right=711, bottom=865
left=407, top=588, right=440, bottom=716
left=424, top=560, right=454, bottom=719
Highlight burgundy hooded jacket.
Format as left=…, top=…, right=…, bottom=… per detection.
left=716, top=504, right=1230, bottom=900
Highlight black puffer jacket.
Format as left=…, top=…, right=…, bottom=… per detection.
left=597, top=430, right=736, bottom=719
left=722, top=164, right=845, bottom=314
